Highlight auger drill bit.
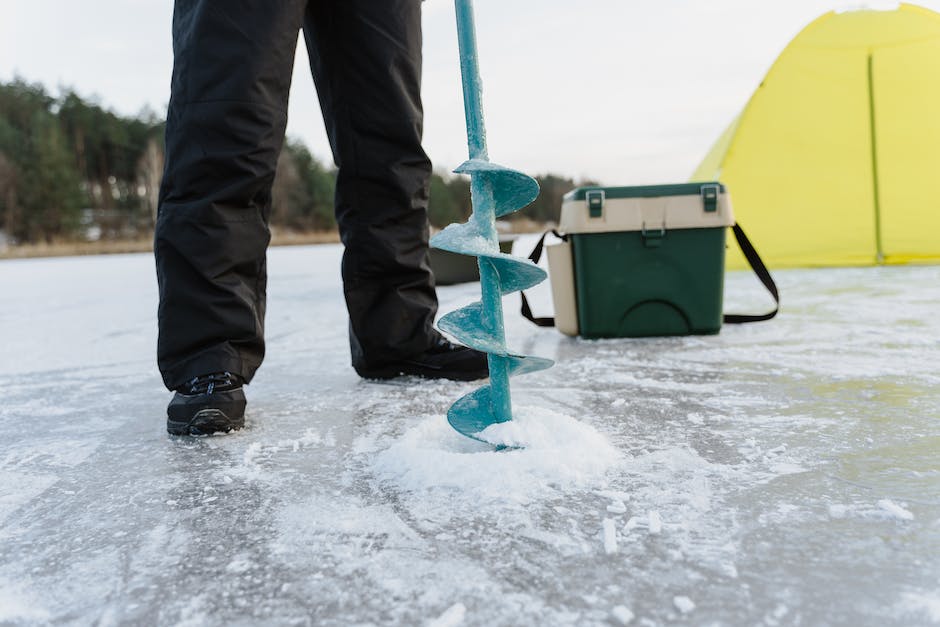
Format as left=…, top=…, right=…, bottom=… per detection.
left=430, top=0, right=554, bottom=444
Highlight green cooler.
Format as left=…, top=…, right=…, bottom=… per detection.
left=547, top=182, right=735, bottom=338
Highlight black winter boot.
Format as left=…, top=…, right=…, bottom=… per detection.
left=355, top=338, right=489, bottom=382
left=166, top=372, right=246, bottom=436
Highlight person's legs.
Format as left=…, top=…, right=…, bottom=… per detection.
left=157, top=0, right=307, bottom=433
left=155, top=0, right=306, bottom=391
left=301, top=0, right=445, bottom=375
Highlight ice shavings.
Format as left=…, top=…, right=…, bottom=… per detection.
left=602, top=518, right=618, bottom=554
left=673, top=596, right=696, bottom=614
left=235, top=428, right=332, bottom=477
left=606, top=500, right=627, bottom=514
left=475, top=405, right=617, bottom=452
left=620, top=512, right=663, bottom=537
left=878, top=499, right=914, bottom=521
left=370, top=406, right=620, bottom=502
left=611, top=605, right=635, bottom=624
left=432, top=221, right=499, bottom=256
left=596, top=489, right=631, bottom=502
left=648, top=510, right=663, bottom=535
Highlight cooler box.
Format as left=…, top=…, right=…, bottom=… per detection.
left=547, top=182, right=735, bottom=338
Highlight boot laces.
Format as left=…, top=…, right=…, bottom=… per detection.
left=184, top=372, right=238, bottom=395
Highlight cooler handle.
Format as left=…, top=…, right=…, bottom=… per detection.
left=520, top=229, right=565, bottom=327
left=520, top=223, right=779, bottom=328
left=723, top=223, right=780, bottom=323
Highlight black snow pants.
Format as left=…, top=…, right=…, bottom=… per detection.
left=154, top=0, right=440, bottom=390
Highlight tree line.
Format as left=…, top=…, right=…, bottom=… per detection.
left=0, top=78, right=593, bottom=246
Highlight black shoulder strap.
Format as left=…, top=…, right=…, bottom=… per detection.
left=520, top=224, right=779, bottom=328
left=520, top=230, right=561, bottom=327
left=723, top=223, right=779, bottom=324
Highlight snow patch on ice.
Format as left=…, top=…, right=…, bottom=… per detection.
left=901, top=591, right=940, bottom=623
left=0, top=470, right=57, bottom=525
left=225, top=554, right=254, bottom=574
left=174, top=593, right=211, bottom=627
left=427, top=602, right=467, bottom=627
left=673, top=595, right=695, bottom=614
left=0, top=582, right=49, bottom=622
left=611, top=605, right=635, bottom=624
left=475, top=406, right=615, bottom=452
left=767, top=462, right=808, bottom=475
left=371, top=406, right=620, bottom=502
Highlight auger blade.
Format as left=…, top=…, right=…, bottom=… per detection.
left=445, top=354, right=552, bottom=444
left=437, top=302, right=507, bottom=355
left=446, top=385, right=504, bottom=443
left=489, top=255, right=546, bottom=294
left=430, top=224, right=546, bottom=294
left=507, top=354, right=554, bottom=377
left=433, top=0, right=555, bottom=447
left=454, top=159, right=540, bottom=217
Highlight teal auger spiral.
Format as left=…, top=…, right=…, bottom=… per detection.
left=430, top=0, right=554, bottom=444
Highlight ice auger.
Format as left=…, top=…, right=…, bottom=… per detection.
left=430, top=0, right=554, bottom=444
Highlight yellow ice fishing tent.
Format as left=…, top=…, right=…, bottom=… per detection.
left=693, top=3, right=940, bottom=268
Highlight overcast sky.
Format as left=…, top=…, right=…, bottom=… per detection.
left=2, top=1, right=936, bottom=184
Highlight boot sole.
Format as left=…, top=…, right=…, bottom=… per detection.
left=358, top=363, right=488, bottom=382
left=167, top=408, right=245, bottom=436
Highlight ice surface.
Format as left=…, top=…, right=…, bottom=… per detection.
left=1, top=241, right=939, bottom=625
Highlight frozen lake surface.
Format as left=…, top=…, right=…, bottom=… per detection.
left=1, top=240, right=938, bottom=626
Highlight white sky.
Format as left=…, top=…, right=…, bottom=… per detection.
left=2, top=1, right=938, bottom=185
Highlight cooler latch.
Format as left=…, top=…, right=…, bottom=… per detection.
left=586, top=190, right=605, bottom=219
left=701, top=183, right=720, bottom=213
left=641, top=223, right=665, bottom=248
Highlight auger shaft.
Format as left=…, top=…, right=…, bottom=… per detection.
left=456, top=0, right=513, bottom=424
left=481, top=261, right=512, bottom=423
left=430, top=0, right=552, bottom=443
left=456, top=0, right=488, bottom=162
